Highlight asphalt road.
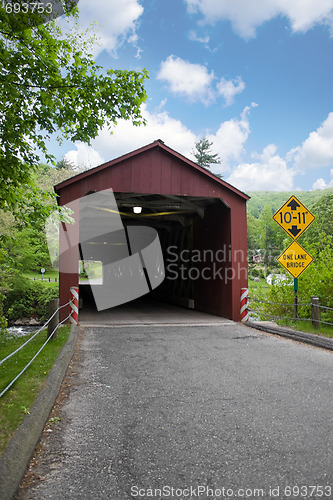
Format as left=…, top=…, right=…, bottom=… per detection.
left=20, top=323, right=333, bottom=500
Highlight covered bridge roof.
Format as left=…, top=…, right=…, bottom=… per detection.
left=54, top=139, right=249, bottom=204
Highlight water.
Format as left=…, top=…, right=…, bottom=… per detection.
left=6, top=325, right=42, bottom=337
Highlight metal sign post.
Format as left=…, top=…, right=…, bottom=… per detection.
left=294, top=278, right=299, bottom=321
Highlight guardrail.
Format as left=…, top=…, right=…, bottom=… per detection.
left=32, top=277, right=58, bottom=282
left=0, top=299, right=74, bottom=398
left=248, top=296, right=333, bottom=328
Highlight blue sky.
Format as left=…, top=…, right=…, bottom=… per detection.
left=56, top=0, right=333, bottom=192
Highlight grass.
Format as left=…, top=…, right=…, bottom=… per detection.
left=248, top=279, right=270, bottom=295
left=248, top=278, right=333, bottom=339
left=0, top=325, right=70, bottom=457
left=279, top=320, right=333, bottom=338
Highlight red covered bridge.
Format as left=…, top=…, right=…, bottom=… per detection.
left=54, top=139, right=249, bottom=322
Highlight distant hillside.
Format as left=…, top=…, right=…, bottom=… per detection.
left=247, top=187, right=333, bottom=218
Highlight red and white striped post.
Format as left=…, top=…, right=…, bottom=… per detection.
left=70, top=287, right=79, bottom=325
left=240, top=287, right=249, bottom=322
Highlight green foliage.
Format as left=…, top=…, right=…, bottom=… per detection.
left=247, top=205, right=285, bottom=275
left=253, top=236, right=333, bottom=326
left=0, top=235, right=18, bottom=332
left=192, top=138, right=221, bottom=170
left=3, top=275, right=58, bottom=322
left=0, top=296, right=7, bottom=334
left=55, top=157, right=75, bottom=171
left=247, top=213, right=260, bottom=250
left=258, top=205, right=284, bottom=250
left=0, top=7, right=148, bottom=221
left=0, top=2, right=148, bottom=326
left=298, top=237, right=333, bottom=324
left=247, top=188, right=333, bottom=218
left=0, top=325, right=70, bottom=456
left=5, top=223, right=51, bottom=272
left=35, top=159, right=87, bottom=195
left=301, top=193, right=333, bottom=251
left=260, top=281, right=295, bottom=321
left=0, top=159, right=79, bottom=327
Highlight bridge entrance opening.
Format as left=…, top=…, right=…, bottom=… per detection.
left=78, top=193, right=233, bottom=319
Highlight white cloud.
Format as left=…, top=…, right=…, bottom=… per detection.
left=64, top=104, right=333, bottom=193
left=185, top=0, right=333, bottom=39
left=216, top=77, right=246, bottom=106
left=312, top=169, right=333, bottom=190
left=65, top=102, right=258, bottom=181
left=226, top=144, right=296, bottom=191
left=207, top=103, right=258, bottom=172
left=60, top=0, right=144, bottom=57
left=64, top=142, right=105, bottom=169
left=157, top=55, right=245, bottom=106
left=188, top=30, right=210, bottom=46
left=312, top=178, right=328, bottom=190
left=65, top=104, right=197, bottom=167
left=290, top=112, right=333, bottom=170
left=157, top=55, right=215, bottom=104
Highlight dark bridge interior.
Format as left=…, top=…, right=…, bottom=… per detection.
left=79, top=193, right=232, bottom=318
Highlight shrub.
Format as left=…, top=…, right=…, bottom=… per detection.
left=3, top=274, right=58, bottom=323
left=259, top=237, right=333, bottom=325
left=0, top=293, right=7, bottom=333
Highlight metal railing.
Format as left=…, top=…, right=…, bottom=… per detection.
left=32, top=277, right=58, bottom=282
left=0, top=299, right=73, bottom=398
left=249, top=296, right=333, bottom=327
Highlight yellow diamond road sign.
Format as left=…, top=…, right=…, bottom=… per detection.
left=273, top=195, right=315, bottom=239
left=277, top=241, right=314, bottom=278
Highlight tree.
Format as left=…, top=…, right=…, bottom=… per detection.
left=55, top=157, right=75, bottom=170
left=0, top=8, right=148, bottom=329
left=0, top=160, right=87, bottom=271
left=36, top=159, right=84, bottom=191
left=192, top=138, right=221, bottom=170
left=0, top=7, right=148, bottom=221
left=301, top=194, right=333, bottom=252
left=247, top=213, right=261, bottom=253
left=5, top=222, right=51, bottom=271
left=0, top=158, right=93, bottom=329
left=257, top=205, right=285, bottom=274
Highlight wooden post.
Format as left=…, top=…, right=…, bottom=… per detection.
left=311, top=296, right=320, bottom=329
left=47, top=298, right=59, bottom=339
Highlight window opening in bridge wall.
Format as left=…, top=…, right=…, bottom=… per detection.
left=79, top=260, right=103, bottom=285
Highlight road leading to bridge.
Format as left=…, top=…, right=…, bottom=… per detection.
left=20, top=322, right=333, bottom=500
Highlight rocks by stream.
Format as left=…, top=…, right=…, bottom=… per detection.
left=11, top=317, right=41, bottom=326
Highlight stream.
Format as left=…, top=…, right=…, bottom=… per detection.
left=6, top=325, right=43, bottom=337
